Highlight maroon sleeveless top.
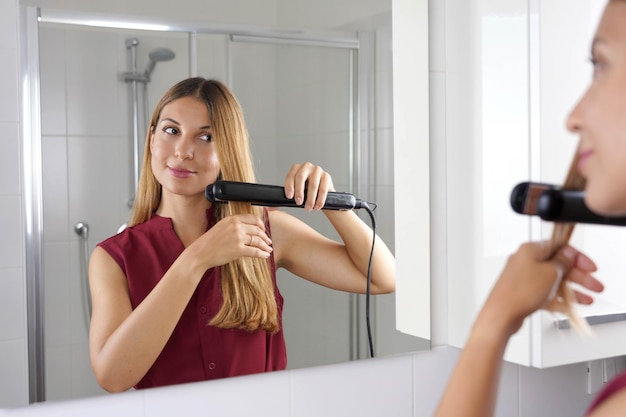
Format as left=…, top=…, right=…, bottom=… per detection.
left=97, top=207, right=287, bottom=389
left=586, top=370, right=626, bottom=415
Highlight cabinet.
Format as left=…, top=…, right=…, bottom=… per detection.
left=444, top=0, right=626, bottom=367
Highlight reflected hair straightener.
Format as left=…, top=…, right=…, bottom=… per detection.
left=510, top=181, right=626, bottom=226
left=205, top=180, right=373, bottom=210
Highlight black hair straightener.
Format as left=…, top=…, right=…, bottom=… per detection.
left=205, top=180, right=373, bottom=210
left=510, top=181, right=626, bottom=226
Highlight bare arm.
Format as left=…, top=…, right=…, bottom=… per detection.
left=270, top=209, right=395, bottom=294
left=434, top=243, right=602, bottom=417
left=88, top=244, right=208, bottom=392
left=89, top=214, right=272, bottom=392
left=272, top=162, right=395, bottom=294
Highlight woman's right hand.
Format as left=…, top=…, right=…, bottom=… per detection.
left=189, top=213, right=273, bottom=270
left=481, top=242, right=603, bottom=337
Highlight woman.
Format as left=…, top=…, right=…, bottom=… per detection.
left=88, top=77, right=395, bottom=392
left=434, top=1, right=626, bottom=416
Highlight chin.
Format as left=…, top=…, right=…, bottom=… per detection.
left=585, top=190, right=626, bottom=217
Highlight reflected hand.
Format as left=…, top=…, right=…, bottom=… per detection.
left=192, top=214, right=273, bottom=268
left=484, top=242, right=603, bottom=336
left=283, top=162, right=335, bottom=211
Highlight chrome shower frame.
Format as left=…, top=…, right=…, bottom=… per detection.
left=123, top=39, right=176, bottom=207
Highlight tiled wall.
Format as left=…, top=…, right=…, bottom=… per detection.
left=0, top=0, right=29, bottom=408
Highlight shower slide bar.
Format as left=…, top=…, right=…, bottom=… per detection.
left=74, top=221, right=92, bottom=331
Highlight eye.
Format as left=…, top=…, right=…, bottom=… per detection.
left=163, top=126, right=179, bottom=135
left=589, top=54, right=606, bottom=77
left=199, top=133, right=212, bottom=142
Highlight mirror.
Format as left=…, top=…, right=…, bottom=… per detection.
left=19, top=0, right=430, bottom=405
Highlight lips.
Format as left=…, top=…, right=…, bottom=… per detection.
left=577, top=149, right=593, bottom=174
left=168, top=166, right=196, bottom=178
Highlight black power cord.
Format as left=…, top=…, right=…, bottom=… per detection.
left=359, top=202, right=377, bottom=359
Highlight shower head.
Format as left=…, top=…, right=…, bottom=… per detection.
left=144, top=47, right=176, bottom=76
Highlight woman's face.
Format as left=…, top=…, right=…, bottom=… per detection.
left=150, top=96, right=220, bottom=200
left=568, top=0, right=626, bottom=215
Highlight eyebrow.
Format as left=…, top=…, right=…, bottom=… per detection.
left=159, top=117, right=211, bottom=130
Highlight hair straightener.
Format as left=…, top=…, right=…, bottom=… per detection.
left=205, top=179, right=378, bottom=358
left=205, top=180, right=373, bottom=210
left=510, top=181, right=626, bottom=226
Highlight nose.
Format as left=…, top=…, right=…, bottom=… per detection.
left=174, top=135, right=194, bottom=160
left=566, top=92, right=586, bottom=134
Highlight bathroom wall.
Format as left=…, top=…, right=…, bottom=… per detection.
left=0, top=0, right=29, bottom=408
left=0, top=0, right=606, bottom=415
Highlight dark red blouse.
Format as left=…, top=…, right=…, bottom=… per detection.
left=586, top=370, right=626, bottom=415
left=97, top=207, right=287, bottom=389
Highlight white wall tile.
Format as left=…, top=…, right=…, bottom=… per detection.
left=0, top=196, right=23, bottom=268
left=42, top=136, right=70, bottom=242
left=45, top=345, right=72, bottom=401
left=68, top=241, right=90, bottom=346
left=375, top=293, right=429, bottom=357
left=411, top=347, right=457, bottom=416
left=2, top=390, right=143, bottom=417
left=0, top=339, right=28, bottom=408
left=0, top=122, right=21, bottom=195
left=518, top=362, right=594, bottom=417
left=70, top=342, right=105, bottom=399
left=43, top=242, right=71, bottom=347
left=64, top=28, right=124, bottom=137
left=495, top=361, right=519, bottom=417
left=0, top=0, right=17, bottom=50
left=376, top=67, right=394, bottom=130
left=0, top=47, right=19, bottom=123
left=66, top=135, right=126, bottom=242
left=143, top=371, right=290, bottom=417
left=374, top=184, right=394, bottom=252
left=39, top=27, right=67, bottom=137
left=0, top=269, right=25, bottom=341
left=290, top=355, right=413, bottom=417
left=375, top=127, right=394, bottom=186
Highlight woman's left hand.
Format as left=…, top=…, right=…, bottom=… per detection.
left=283, top=162, right=335, bottom=211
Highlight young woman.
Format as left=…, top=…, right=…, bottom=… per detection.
left=434, top=1, right=626, bottom=416
left=88, top=77, right=396, bottom=392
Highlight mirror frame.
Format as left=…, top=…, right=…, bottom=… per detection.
left=392, top=0, right=430, bottom=340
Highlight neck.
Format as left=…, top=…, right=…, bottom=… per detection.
left=156, top=193, right=212, bottom=245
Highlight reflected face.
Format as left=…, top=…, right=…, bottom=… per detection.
left=567, top=0, right=626, bottom=215
left=150, top=96, right=220, bottom=199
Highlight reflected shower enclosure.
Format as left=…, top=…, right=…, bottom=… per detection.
left=123, top=38, right=176, bottom=205
left=37, top=21, right=385, bottom=402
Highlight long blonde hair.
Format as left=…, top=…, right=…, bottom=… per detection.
left=129, top=77, right=279, bottom=333
left=545, top=149, right=591, bottom=334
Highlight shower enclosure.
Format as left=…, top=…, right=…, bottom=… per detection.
left=123, top=39, right=176, bottom=206
left=28, top=10, right=385, bottom=402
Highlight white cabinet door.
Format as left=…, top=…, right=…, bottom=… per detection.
left=445, top=0, right=626, bottom=368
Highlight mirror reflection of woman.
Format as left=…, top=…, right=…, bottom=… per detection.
left=434, top=1, right=626, bottom=416
left=88, top=77, right=396, bottom=392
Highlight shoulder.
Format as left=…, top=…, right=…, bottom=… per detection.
left=587, top=388, right=626, bottom=416
left=587, top=372, right=626, bottom=416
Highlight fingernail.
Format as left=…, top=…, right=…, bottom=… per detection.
left=562, top=246, right=577, bottom=259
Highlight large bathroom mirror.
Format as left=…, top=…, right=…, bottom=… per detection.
left=19, top=0, right=430, bottom=405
